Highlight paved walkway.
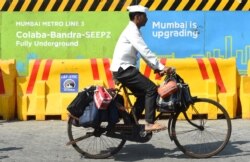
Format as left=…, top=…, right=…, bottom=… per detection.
left=0, top=119, right=250, bottom=162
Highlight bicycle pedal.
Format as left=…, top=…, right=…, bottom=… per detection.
left=139, top=130, right=147, bottom=137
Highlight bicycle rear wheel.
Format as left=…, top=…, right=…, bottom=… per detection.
left=67, top=117, right=126, bottom=159
left=172, top=98, right=232, bottom=158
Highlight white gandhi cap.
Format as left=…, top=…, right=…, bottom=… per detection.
left=127, top=5, right=148, bottom=13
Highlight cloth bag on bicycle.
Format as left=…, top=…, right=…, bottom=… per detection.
left=79, top=99, right=121, bottom=128
left=79, top=88, right=121, bottom=128
left=67, top=86, right=96, bottom=117
left=94, top=86, right=113, bottom=109
left=157, top=79, right=178, bottom=98
left=157, top=76, right=179, bottom=112
left=79, top=101, right=108, bottom=128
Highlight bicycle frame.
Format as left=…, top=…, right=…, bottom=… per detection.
left=67, top=72, right=232, bottom=159
left=116, top=81, right=206, bottom=142
left=115, top=83, right=177, bottom=141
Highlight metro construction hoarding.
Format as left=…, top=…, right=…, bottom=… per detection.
left=0, top=11, right=250, bottom=75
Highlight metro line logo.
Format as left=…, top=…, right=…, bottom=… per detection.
left=1, top=0, right=249, bottom=12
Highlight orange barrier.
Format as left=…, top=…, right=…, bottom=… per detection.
left=16, top=59, right=114, bottom=120
left=16, top=58, right=237, bottom=120
left=0, top=59, right=17, bottom=120
left=139, top=58, right=237, bottom=119
left=240, top=60, right=250, bottom=119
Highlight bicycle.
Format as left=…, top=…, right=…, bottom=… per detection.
left=66, top=70, right=232, bottom=159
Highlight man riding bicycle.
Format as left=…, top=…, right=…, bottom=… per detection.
left=110, top=5, right=172, bottom=132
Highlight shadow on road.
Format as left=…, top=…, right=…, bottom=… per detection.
left=0, top=156, right=9, bottom=160
left=114, top=143, right=182, bottom=161
left=218, top=141, right=250, bottom=158
left=0, top=147, right=23, bottom=152
left=0, top=147, right=23, bottom=160
left=113, top=140, right=250, bottom=161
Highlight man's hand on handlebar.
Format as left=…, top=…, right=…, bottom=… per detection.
left=159, top=66, right=175, bottom=76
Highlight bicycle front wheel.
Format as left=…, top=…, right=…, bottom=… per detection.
left=67, top=117, right=126, bottom=159
left=172, top=98, right=232, bottom=158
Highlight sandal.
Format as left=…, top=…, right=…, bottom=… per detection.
left=145, top=122, right=167, bottom=132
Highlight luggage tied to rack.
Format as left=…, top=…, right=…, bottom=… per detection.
left=67, top=86, right=122, bottom=128
left=157, top=73, right=193, bottom=112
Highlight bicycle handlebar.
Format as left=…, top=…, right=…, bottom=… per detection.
left=154, top=67, right=176, bottom=77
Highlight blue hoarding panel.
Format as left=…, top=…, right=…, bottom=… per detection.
left=205, top=12, right=250, bottom=72
left=142, top=11, right=250, bottom=74
left=142, top=11, right=204, bottom=57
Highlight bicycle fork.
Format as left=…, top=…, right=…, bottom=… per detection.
left=167, top=110, right=205, bottom=142
left=165, top=112, right=179, bottom=141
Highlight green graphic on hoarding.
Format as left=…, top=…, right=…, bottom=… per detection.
left=1, top=12, right=128, bottom=75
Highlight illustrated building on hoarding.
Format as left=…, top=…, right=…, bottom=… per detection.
left=191, top=36, right=250, bottom=74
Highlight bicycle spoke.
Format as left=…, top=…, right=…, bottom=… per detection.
left=172, top=98, right=231, bottom=158
left=66, top=132, right=93, bottom=145
left=68, top=117, right=127, bottom=159
left=174, top=128, right=200, bottom=135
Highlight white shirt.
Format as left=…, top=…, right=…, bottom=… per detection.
left=110, top=21, right=165, bottom=72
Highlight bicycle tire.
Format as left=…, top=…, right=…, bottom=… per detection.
left=67, top=117, right=127, bottom=159
left=172, top=98, right=232, bottom=158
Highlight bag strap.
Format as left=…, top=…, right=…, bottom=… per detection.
left=175, top=74, right=185, bottom=83
left=163, top=73, right=185, bottom=84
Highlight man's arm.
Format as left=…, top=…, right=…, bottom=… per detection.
left=127, top=29, right=165, bottom=71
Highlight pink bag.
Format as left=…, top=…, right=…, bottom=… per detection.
left=94, top=86, right=113, bottom=109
